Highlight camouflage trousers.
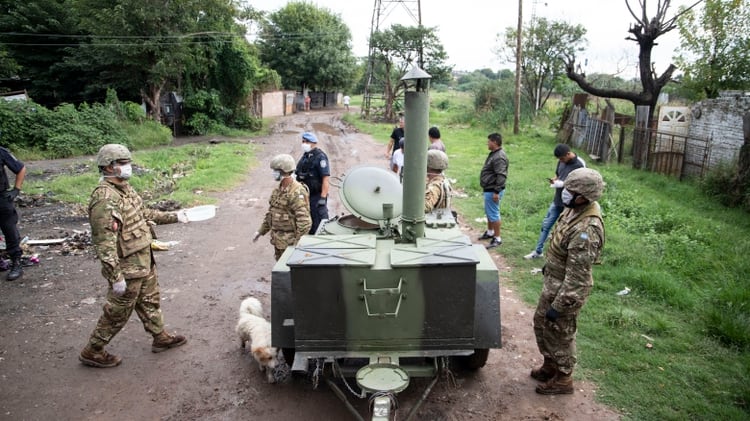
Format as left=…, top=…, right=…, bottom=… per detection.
left=87, top=266, right=165, bottom=349
left=533, top=293, right=579, bottom=375
left=274, top=247, right=286, bottom=261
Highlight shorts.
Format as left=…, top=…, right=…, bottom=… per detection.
left=483, top=190, right=504, bottom=222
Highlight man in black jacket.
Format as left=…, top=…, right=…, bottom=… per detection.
left=478, top=133, right=508, bottom=249
left=296, top=132, right=330, bottom=234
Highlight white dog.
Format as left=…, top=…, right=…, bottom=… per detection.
left=235, top=297, right=279, bottom=383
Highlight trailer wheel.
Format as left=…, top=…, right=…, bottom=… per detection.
left=455, top=349, right=489, bottom=370
left=282, top=348, right=295, bottom=365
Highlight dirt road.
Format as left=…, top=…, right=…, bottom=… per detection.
left=0, top=109, right=619, bottom=420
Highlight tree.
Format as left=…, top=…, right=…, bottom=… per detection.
left=564, top=0, right=702, bottom=121
left=0, top=0, right=82, bottom=104
left=500, top=17, right=587, bottom=113
left=257, top=2, right=356, bottom=92
left=675, top=0, right=750, bottom=99
left=368, top=24, right=451, bottom=120
left=67, top=0, right=254, bottom=122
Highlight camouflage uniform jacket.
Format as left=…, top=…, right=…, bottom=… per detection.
left=424, top=173, right=451, bottom=213
left=542, top=201, right=605, bottom=314
left=258, top=180, right=311, bottom=249
left=89, top=179, right=177, bottom=282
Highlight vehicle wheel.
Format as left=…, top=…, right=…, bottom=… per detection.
left=282, top=348, right=295, bottom=365
left=455, top=349, right=489, bottom=370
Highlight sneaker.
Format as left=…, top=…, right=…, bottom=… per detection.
left=486, top=238, right=502, bottom=249
left=478, top=232, right=493, bottom=240
left=524, top=250, right=543, bottom=260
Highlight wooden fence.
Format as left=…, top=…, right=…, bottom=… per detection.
left=559, top=104, right=713, bottom=179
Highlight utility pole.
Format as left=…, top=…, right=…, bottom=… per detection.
left=363, top=0, right=422, bottom=119
left=513, top=0, right=523, bottom=134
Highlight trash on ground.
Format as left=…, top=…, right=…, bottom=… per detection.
left=26, top=238, right=67, bottom=246
left=530, top=268, right=543, bottom=275
left=616, top=287, right=631, bottom=296
left=151, top=240, right=180, bottom=251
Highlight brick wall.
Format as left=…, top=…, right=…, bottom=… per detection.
left=688, top=92, right=750, bottom=169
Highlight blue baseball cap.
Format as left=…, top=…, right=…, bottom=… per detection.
left=302, top=132, right=318, bottom=143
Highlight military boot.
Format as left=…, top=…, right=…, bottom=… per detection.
left=535, top=372, right=574, bottom=395
left=79, top=344, right=122, bottom=368
left=6, top=258, right=23, bottom=281
left=530, top=357, right=557, bottom=382
left=152, top=331, right=187, bottom=353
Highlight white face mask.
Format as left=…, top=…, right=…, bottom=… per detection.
left=117, top=163, right=133, bottom=179
left=301, top=143, right=312, bottom=153
left=561, top=188, right=574, bottom=206
left=272, top=170, right=282, bottom=181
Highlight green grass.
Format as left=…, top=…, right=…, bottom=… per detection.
left=25, top=143, right=256, bottom=206
left=345, top=90, right=750, bottom=421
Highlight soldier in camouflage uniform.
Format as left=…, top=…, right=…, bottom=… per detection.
left=424, top=149, right=452, bottom=213
left=253, top=154, right=311, bottom=260
left=531, top=168, right=605, bottom=395
left=79, top=144, right=188, bottom=368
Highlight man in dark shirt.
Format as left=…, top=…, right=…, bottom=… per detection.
left=0, top=146, right=27, bottom=281
left=295, top=132, right=330, bottom=234
left=524, top=144, right=586, bottom=259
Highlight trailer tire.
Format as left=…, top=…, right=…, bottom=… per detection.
left=455, top=348, right=489, bottom=370
left=282, top=348, right=295, bottom=366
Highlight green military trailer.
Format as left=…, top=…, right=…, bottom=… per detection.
left=271, top=70, right=501, bottom=420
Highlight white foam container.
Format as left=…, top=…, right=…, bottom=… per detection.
left=185, top=205, right=217, bottom=222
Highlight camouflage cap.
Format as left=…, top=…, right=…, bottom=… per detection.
left=270, top=154, right=296, bottom=173
left=96, top=144, right=131, bottom=167
left=427, top=149, right=449, bottom=170
left=564, top=168, right=605, bottom=202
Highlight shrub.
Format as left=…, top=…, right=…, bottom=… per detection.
left=123, top=102, right=147, bottom=123
left=700, top=161, right=736, bottom=206
left=185, top=113, right=213, bottom=135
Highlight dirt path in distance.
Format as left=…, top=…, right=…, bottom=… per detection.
left=0, top=108, right=620, bottom=420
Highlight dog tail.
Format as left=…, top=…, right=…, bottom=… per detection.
left=239, top=296, right=264, bottom=317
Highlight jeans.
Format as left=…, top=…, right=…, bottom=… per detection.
left=534, top=202, right=563, bottom=254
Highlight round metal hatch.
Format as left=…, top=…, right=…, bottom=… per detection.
left=339, top=166, right=402, bottom=225
left=356, top=363, right=410, bottom=394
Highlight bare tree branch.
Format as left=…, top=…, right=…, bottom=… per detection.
left=566, top=0, right=694, bottom=121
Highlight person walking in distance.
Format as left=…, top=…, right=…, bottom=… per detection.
left=531, top=168, right=605, bottom=395
left=79, top=144, right=188, bottom=368
left=524, top=144, right=586, bottom=260
left=295, top=132, right=330, bottom=234
left=343, top=94, right=351, bottom=112
left=0, top=144, right=27, bottom=281
left=478, top=133, right=508, bottom=249
left=253, top=154, right=311, bottom=260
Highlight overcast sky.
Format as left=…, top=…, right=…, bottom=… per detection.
left=248, top=0, right=700, bottom=77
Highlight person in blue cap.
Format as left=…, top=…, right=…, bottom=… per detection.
left=295, top=132, right=330, bottom=234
